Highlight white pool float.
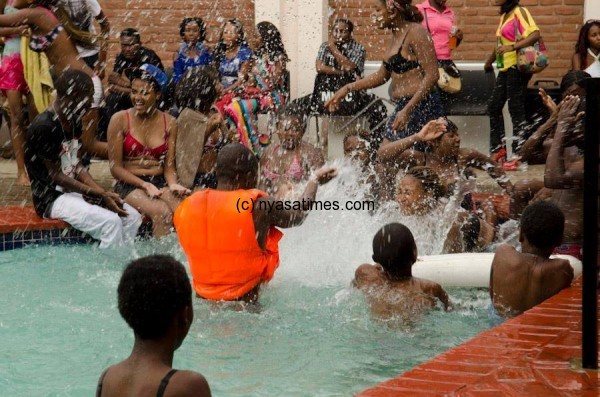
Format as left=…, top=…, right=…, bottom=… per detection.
left=412, top=253, right=583, bottom=288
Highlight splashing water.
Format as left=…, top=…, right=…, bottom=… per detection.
left=0, top=163, right=496, bottom=396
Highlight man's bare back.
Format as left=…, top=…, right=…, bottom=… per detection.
left=354, top=264, right=450, bottom=323
left=490, top=244, right=573, bottom=318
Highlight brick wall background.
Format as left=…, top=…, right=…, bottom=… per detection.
left=99, top=0, right=255, bottom=71
left=329, top=0, right=585, bottom=83
left=98, top=0, right=583, bottom=84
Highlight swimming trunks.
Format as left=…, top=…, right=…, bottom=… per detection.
left=96, top=368, right=178, bottom=397
left=113, top=174, right=167, bottom=199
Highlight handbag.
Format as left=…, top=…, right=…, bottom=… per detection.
left=514, top=7, right=549, bottom=74
left=423, top=10, right=462, bottom=93
left=437, top=60, right=462, bottom=94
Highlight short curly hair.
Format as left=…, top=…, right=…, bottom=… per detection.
left=520, top=201, right=565, bottom=249
left=179, top=17, right=206, bottom=42
left=118, top=255, right=192, bottom=340
left=175, top=66, right=218, bottom=113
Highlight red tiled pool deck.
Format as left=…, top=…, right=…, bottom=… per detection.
left=0, top=206, right=67, bottom=233
left=357, top=277, right=599, bottom=396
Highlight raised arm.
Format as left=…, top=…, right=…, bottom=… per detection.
left=544, top=96, right=584, bottom=189
left=324, top=63, right=391, bottom=112
left=377, top=119, right=445, bottom=163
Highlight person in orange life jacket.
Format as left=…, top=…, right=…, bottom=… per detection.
left=174, top=143, right=337, bottom=303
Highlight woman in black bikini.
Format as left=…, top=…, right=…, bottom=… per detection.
left=96, top=255, right=211, bottom=397
left=326, top=0, right=443, bottom=149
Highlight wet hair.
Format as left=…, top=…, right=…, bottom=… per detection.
left=216, top=143, right=259, bottom=182
left=560, top=70, right=591, bottom=95
left=255, top=21, right=289, bottom=62
left=372, top=223, right=417, bottom=280
left=175, top=66, right=218, bottom=113
left=276, top=101, right=308, bottom=132
left=179, top=17, right=206, bottom=42
left=381, top=0, right=424, bottom=23
left=444, top=118, right=458, bottom=133
left=118, top=255, right=192, bottom=340
left=129, top=70, right=161, bottom=96
left=120, top=28, right=141, bottom=43
left=405, top=166, right=446, bottom=200
left=334, top=18, right=354, bottom=34
left=520, top=201, right=565, bottom=249
left=213, top=19, right=247, bottom=65
left=55, top=69, right=93, bottom=99
left=499, top=0, right=520, bottom=14
left=574, top=20, right=600, bottom=69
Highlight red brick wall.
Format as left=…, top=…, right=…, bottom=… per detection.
left=329, top=0, right=585, bottom=82
left=99, top=0, right=255, bottom=70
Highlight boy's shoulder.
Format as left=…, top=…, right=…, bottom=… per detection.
left=167, top=370, right=211, bottom=397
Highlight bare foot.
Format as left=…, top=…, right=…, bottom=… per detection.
left=16, top=172, right=30, bottom=186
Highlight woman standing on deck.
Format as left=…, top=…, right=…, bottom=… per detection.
left=571, top=20, right=600, bottom=78
left=484, top=0, right=540, bottom=161
left=326, top=0, right=443, bottom=151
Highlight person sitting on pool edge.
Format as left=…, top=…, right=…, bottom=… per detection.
left=96, top=255, right=211, bottom=396
left=489, top=201, right=574, bottom=319
left=354, top=223, right=451, bottom=323
left=174, top=143, right=337, bottom=303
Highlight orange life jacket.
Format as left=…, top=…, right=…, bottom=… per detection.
left=174, top=189, right=283, bottom=300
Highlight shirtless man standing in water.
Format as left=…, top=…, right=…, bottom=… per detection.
left=354, top=223, right=451, bottom=324
left=544, top=95, right=585, bottom=260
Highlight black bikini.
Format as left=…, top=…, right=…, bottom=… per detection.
left=96, top=368, right=178, bottom=397
left=383, top=28, right=421, bottom=74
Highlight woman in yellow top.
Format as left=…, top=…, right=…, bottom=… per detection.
left=484, top=0, right=540, bottom=162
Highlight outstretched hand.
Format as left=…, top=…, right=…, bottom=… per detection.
left=539, top=88, right=557, bottom=115
left=416, top=119, right=447, bottom=142
left=312, top=165, right=338, bottom=185
left=324, top=86, right=349, bottom=113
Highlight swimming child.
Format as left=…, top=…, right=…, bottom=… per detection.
left=490, top=201, right=574, bottom=318
left=97, top=255, right=211, bottom=396
left=354, top=223, right=450, bottom=324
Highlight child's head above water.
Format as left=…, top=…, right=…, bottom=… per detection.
left=216, top=143, right=259, bottom=188
left=520, top=201, right=565, bottom=252
left=343, top=130, right=371, bottom=165
left=118, top=255, right=193, bottom=346
left=372, top=223, right=417, bottom=280
left=396, top=166, right=446, bottom=215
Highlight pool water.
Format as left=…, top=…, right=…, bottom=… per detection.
left=0, top=164, right=498, bottom=396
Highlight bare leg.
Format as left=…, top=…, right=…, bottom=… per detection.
left=124, top=189, right=174, bottom=238
left=6, top=90, right=29, bottom=185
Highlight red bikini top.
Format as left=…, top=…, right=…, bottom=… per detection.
left=122, top=110, right=169, bottom=160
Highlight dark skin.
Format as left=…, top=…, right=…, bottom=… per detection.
left=315, top=21, right=359, bottom=75
left=98, top=305, right=211, bottom=397
left=220, top=22, right=251, bottom=94
left=544, top=95, right=585, bottom=244
left=427, top=0, right=463, bottom=46
left=354, top=248, right=451, bottom=322
left=326, top=0, right=439, bottom=135
left=45, top=93, right=126, bottom=217
left=108, top=36, right=141, bottom=95
left=571, top=24, right=600, bottom=70
left=484, top=0, right=541, bottom=72
left=489, top=238, right=573, bottom=318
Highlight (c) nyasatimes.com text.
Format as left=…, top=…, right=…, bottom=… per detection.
left=236, top=198, right=375, bottom=213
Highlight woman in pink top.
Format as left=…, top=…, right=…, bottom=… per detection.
left=259, top=103, right=324, bottom=198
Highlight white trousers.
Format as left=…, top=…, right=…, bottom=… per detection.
left=91, top=75, right=104, bottom=108
left=50, top=193, right=142, bottom=249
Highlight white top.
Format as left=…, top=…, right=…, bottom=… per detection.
left=59, top=0, right=102, bottom=58
left=584, top=48, right=600, bottom=78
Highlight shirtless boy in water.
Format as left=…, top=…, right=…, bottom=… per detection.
left=490, top=201, right=574, bottom=318
left=354, top=223, right=451, bottom=323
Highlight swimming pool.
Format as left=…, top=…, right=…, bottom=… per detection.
left=0, top=165, right=497, bottom=396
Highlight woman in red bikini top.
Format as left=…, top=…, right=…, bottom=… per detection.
left=259, top=109, right=325, bottom=197
left=107, top=67, right=189, bottom=238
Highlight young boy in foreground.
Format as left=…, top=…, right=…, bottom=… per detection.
left=490, top=201, right=574, bottom=318
left=354, top=223, right=451, bottom=323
